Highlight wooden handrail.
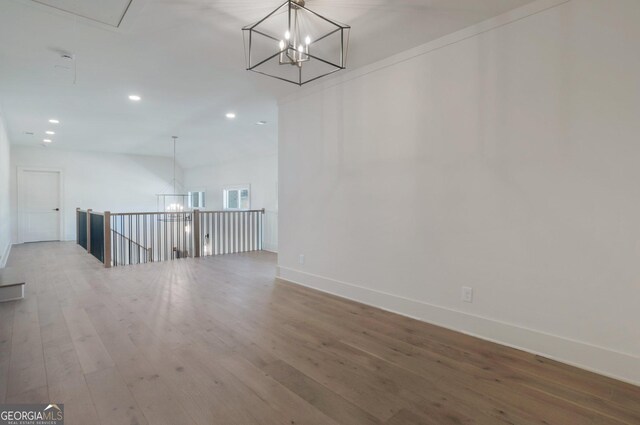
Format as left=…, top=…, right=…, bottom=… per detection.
left=111, top=209, right=265, bottom=216
left=80, top=209, right=265, bottom=216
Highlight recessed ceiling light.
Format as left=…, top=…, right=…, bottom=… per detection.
left=48, top=119, right=60, bottom=124
left=226, top=112, right=236, bottom=119
left=129, top=95, right=141, bottom=101
left=45, top=130, right=55, bottom=135
left=256, top=120, right=267, bottom=125
left=43, top=139, right=52, bottom=143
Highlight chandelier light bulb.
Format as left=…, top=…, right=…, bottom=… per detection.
left=298, top=44, right=304, bottom=53
left=285, top=31, right=291, bottom=40
left=279, top=40, right=285, bottom=50
left=305, top=36, right=311, bottom=45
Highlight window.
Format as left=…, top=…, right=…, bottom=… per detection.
left=188, top=191, right=206, bottom=209
left=224, top=186, right=250, bottom=210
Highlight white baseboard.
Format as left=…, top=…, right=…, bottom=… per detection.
left=0, top=242, right=11, bottom=268
left=277, top=266, right=640, bottom=387
left=263, top=244, right=278, bottom=253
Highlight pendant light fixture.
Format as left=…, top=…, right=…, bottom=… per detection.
left=242, top=0, right=350, bottom=86
left=157, top=136, right=188, bottom=213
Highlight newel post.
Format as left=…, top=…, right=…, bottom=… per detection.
left=86, top=209, right=92, bottom=253
left=104, top=211, right=111, bottom=268
left=76, top=207, right=80, bottom=244
left=260, top=208, right=265, bottom=251
left=193, top=209, right=201, bottom=258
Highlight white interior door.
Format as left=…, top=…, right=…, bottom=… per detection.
left=19, top=170, right=61, bottom=243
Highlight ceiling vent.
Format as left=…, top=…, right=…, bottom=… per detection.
left=31, top=0, right=133, bottom=28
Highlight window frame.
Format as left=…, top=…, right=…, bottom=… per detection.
left=223, top=184, right=251, bottom=210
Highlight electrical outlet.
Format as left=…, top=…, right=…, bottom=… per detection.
left=298, top=254, right=305, bottom=265
left=462, top=286, right=473, bottom=303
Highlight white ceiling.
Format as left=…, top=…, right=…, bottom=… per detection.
left=0, top=0, right=535, bottom=169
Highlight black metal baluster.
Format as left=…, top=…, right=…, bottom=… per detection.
left=112, top=216, right=116, bottom=267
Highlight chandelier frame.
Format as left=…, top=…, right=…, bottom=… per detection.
left=242, top=0, right=351, bottom=86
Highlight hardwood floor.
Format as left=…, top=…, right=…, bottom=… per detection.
left=1, top=242, right=639, bottom=425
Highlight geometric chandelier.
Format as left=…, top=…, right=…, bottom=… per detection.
left=242, top=0, right=350, bottom=86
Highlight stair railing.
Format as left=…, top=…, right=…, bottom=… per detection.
left=76, top=208, right=265, bottom=267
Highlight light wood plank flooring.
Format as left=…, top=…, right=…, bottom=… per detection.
left=1, top=242, right=639, bottom=425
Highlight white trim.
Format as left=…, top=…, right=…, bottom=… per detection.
left=16, top=167, right=64, bottom=244
left=0, top=242, right=11, bottom=268
left=277, top=266, right=640, bottom=387
left=279, top=0, right=571, bottom=105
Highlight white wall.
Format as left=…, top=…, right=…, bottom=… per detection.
left=184, top=154, right=278, bottom=252
left=278, top=0, right=640, bottom=385
left=0, top=109, right=11, bottom=267
left=10, top=146, right=182, bottom=242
